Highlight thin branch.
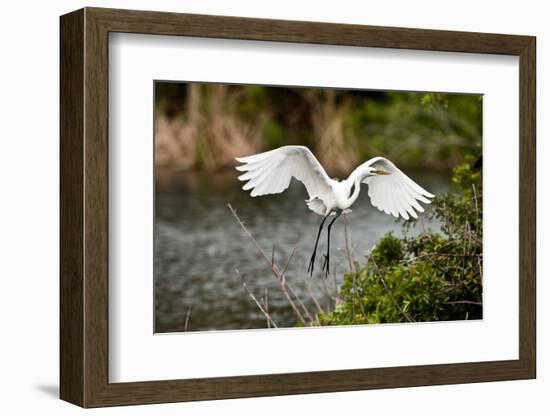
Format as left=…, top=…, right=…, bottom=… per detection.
left=263, top=288, right=270, bottom=328
left=319, top=273, right=333, bottom=311
left=310, top=273, right=340, bottom=311
left=282, top=246, right=297, bottom=275
left=343, top=213, right=356, bottom=274
left=286, top=281, right=315, bottom=324
left=352, top=273, right=367, bottom=321
left=331, top=263, right=338, bottom=294
left=184, top=306, right=192, bottom=332
left=478, top=256, right=483, bottom=281
left=228, top=203, right=307, bottom=325
left=448, top=300, right=482, bottom=306
left=228, top=203, right=276, bottom=268
left=472, top=183, right=480, bottom=225
left=235, top=269, right=278, bottom=328
left=305, top=279, right=325, bottom=314
left=314, top=314, right=322, bottom=326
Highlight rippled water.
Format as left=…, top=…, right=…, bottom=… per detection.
left=155, top=170, right=450, bottom=332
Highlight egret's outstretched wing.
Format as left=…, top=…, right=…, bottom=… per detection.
left=235, top=146, right=333, bottom=199
left=361, top=157, right=434, bottom=220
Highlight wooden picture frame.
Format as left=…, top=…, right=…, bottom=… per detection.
left=60, top=7, right=536, bottom=407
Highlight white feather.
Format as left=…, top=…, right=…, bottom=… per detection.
left=235, top=146, right=333, bottom=205
left=236, top=147, right=434, bottom=220
left=359, top=157, right=434, bottom=220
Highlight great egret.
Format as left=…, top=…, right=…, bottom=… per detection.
left=235, top=145, right=434, bottom=276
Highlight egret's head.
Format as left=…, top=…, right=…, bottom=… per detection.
left=352, top=166, right=392, bottom=184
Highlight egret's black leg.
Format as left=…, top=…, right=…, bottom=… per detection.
left=307, top=215, right=329, bottom=276
left=322, top=213, right=341, bottom=277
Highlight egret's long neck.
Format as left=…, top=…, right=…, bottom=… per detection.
left=345, top=171, right=365, bottom=206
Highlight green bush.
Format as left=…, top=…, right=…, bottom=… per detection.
left=319, top=158, right=482, bottom=325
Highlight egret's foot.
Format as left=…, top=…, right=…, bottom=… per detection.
left=307, top=250, right=317, bottom=276
left=322, top=253, right=330, bottom=278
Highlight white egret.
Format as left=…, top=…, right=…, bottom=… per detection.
left=235, top=145, right=434, bottom=276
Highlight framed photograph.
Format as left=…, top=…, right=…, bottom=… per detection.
left=60, top=7, right=536, bottom=407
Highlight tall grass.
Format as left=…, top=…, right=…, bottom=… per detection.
left=155, top=83, right=482, bottom=182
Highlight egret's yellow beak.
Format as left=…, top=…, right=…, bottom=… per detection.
left=374, top=169, right=391, bottom=175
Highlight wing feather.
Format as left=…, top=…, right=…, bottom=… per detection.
left=242, top=163, right=274, bottom=190
left=394, top=181, right=412, bottom=219
left=235, top=145, right=333, bottom=200
left=401, top=184, right=425, bottom=214
left=362, top=157, right=433, bottom=220
left=389, top=182, right=401, bottom=218
left=391, top=183, right=405, bottom=219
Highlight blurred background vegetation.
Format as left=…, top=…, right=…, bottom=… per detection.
left=155, top=83, right=482, bottom=179
left=154, top=82, right=483, bottom=332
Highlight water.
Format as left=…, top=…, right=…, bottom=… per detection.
left=155, top=170, right=450, bottom=332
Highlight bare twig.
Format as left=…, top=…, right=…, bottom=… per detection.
left=351, top=273, right=367, bottom=321
left=343, top=213, right=356, bottom=274
left=314, top=314, right=321, bottom=326
left=472, top=183, right=480, bottom=221
left=319, top=274, right=333, bottom=311
left=263, top=288, right=270, bottom=328
left=286, top=281, right=315, bottom=324
left=228, top=204, right=307, bottom=325
left=331, top=263, right=338, bottom=293
left=448, top=300, right=482, bottom=306
left=236, top=269, right=278, bottom=328
left=462, top=221, right=470, bottom=270
left=478, top=256, right=483, bottom=280
left=184, top=306, right=192, bottom=332
left=305, top=279, right=325, bottom=314
left=309, top=275, right=341, bottom=311
left=282, top=246, right=297, bottom=275
left=351, top=281, right=355, bottom=318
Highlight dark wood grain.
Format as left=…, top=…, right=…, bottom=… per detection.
left=518, top=37, right=536, bottom=376
left=83, top=10, right=110, bottom=406
left=89, top=7, right=532, bottom=54
left=60, top=7, right=537, bottom=408
left=59, top=8, right=84, bottom=406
